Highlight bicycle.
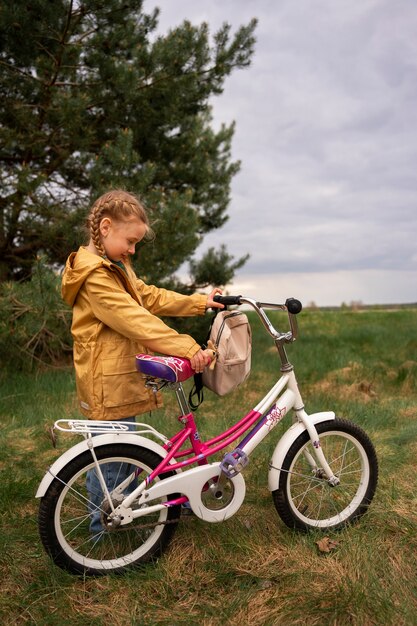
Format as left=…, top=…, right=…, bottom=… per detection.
left=37, top=295, right=378, bottom=576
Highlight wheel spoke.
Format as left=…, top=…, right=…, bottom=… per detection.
left=39, top=444, right=181, bottom=575
left=290, top=432, right=366, bottom=524
left=273, top=419, right=377, bottom=531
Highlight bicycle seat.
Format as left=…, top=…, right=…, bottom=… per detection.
left=135, top=354, right=194, bottom=383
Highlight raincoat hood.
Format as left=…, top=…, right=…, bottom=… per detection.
left=61, top=247, right=111, bottom=307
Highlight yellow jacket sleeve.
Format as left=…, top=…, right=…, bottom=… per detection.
left=135, top=278, right=207, bottom=317
left=84, top=268, right=202, bottom=358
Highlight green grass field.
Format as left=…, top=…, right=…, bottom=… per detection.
left=1, top=308, right=416, bottom=625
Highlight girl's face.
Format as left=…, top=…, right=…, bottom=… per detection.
left=99, top=216, right=148, bottom=263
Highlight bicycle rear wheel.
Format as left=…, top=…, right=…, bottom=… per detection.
left=38, top=444, right=181, bottom=575
left=272, top=418, right=378, bottom=531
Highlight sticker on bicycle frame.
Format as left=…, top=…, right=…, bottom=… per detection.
left=265, top=404, right=286, bottom=430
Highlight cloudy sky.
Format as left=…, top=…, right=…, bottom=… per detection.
left=148, top=0, right=417, bottom=306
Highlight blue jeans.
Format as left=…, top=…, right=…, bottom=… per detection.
left=86, top=417, right=137, bottom=535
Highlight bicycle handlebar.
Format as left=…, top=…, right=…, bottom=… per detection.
left=213, top=294, right=242, bottom=306
left=213, top=294, right=302, bottom=343
left=285, top=297, right=303, bottom=315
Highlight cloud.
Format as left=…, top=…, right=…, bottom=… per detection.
left=150, top=0, right=417, bottom=304
left=226, top=269, right=417, bottom=308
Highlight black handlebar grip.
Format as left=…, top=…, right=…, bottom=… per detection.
left=213, top=294, right=242, bottom=305
left=285, top=298, right=302, bottom=314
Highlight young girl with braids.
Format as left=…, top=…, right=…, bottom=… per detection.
left=61, top=190, right=222, bottom=532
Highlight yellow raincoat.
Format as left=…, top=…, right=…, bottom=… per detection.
left=61, top=247, right=207, bottom=420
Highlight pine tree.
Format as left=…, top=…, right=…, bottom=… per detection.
left=0, top=0, right=256, bottom=286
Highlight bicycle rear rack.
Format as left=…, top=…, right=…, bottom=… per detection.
left=53, top=419, right=168, bottom=444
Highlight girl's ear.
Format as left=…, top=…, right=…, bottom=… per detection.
left=99, top=217, right=112, bottom=238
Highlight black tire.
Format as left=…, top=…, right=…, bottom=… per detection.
left=272, top=418, right=378, bottom=531
left=38, top=444, right=181, bottom=575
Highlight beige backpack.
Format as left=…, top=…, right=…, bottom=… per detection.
left=189, top=310, right=252, bottom=408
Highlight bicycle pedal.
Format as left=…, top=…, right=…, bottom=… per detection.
left=181, top=503, right=195, bottom=517
left=220, top=448, right=249, bottom=478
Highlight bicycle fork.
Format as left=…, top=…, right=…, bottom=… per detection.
left=295, top=409, right=340, bottom=486
left=286, top=372, right=340, bottom=485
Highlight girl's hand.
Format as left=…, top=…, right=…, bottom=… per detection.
left=206, top=287, right=224, bottom=310
left=190, top=348, right=215, bottom=373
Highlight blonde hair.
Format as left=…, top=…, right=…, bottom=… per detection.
left=87, top=190, right=152, bottom=256
left=86, top=190, right=154, bottom=282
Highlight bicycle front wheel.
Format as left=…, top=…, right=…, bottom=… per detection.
left=272, top=418, right=378, bottom=531
left=38, top=444, right=181, bottom=576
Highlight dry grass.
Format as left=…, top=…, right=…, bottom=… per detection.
left=1, top=309, right=417, bottom=625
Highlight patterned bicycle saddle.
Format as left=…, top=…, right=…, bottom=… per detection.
left=135, top=354, right=194, bottom=382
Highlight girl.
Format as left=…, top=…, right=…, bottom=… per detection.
left=62, top=189, right=222, bottom=422
left=61, top=190, right=223, bottom=533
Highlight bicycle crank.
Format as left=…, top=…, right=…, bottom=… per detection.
left=200, top=473, right=238, bottom=511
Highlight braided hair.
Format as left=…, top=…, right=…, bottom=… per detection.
left=87, top=190, right=151, bottom=257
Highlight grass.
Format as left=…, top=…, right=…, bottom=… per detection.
left=0, top=308, right=417, bottom=625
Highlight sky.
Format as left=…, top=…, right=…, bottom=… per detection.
left=147, top=0, right=417, bottom=306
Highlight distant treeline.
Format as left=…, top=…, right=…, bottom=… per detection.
left=306, top=302, right=417, bottom=312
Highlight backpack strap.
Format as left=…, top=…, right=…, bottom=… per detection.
left=187, top=308, right=224, bottom=410
left=188, top=372, right=204, bottom=410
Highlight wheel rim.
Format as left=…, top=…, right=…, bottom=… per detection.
left=54, top=456, right=169, bottom=571
left=286, top=431, right=371, bottom=528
